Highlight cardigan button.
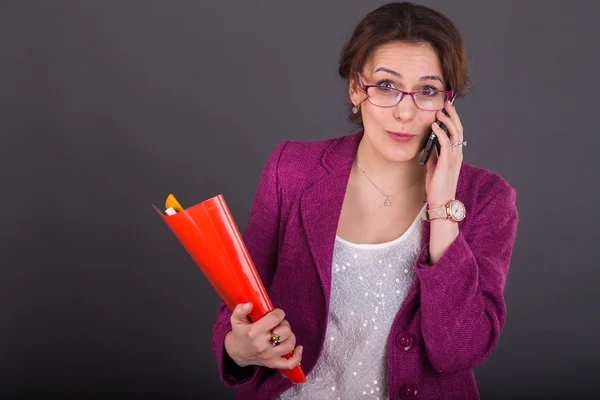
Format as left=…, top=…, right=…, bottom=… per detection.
left=395, top=333, right=414, bottom=351
left=400, top=384, right=419, bottom=399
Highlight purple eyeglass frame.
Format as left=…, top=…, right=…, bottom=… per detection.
left=357, top=72, right=454, bottom=111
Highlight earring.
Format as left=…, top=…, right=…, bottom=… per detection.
left=352, top=104, right=359, bottom=114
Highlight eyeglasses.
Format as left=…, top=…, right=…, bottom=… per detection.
left=358, top=73, right=453, bottom=111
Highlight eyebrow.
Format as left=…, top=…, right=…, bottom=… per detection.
left=374, top=67, right=444, bottom=84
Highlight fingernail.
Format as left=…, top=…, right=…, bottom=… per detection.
left=242, top=303, right=251, bottom=311
left=299, top=346, right=303, bottom=354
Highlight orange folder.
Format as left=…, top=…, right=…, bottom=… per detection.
left=153, top=193, right=306, bottom=383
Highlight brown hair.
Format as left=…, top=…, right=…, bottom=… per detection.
left=338, top=2, right=471, bottom=127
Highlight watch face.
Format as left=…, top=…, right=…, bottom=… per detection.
left=450, top=201, right=465, bottom=220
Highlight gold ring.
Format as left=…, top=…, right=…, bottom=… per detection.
left=269, top=333, right=281, bottom=346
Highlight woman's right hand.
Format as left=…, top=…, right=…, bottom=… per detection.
left=224, top=302, right=303, bottom=370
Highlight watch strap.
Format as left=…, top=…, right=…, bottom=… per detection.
left=422, top=204, right=448, bottom=221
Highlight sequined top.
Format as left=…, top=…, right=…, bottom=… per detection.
left=277, top=206, right=425, bottom=400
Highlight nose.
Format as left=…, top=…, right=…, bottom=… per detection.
left=393, top=93, right=418, bottom=122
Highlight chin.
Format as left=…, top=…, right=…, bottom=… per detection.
left=384, top=139, right=426, bottom=161
left=382, top=147, right=423, bottom=163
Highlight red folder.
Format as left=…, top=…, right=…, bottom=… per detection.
left=153, top=193, right=306, bottom=383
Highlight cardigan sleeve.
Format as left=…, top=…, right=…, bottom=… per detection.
left=415, top=182, right=519, bottom=374
left=210, top=141, right=288, bottom=388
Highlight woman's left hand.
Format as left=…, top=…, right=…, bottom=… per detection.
left=425, top=100, right=465, bottom=207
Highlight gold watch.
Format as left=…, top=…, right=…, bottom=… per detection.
left=423, top=199, right=466, bottom=222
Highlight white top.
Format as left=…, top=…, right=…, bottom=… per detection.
left=278, top=206, right=425, bottom=400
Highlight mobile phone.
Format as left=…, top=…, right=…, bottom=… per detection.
left=419, top=96, right=456, bottom=165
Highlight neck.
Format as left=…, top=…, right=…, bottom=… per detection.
left=354, top=135, right=426, bottom=195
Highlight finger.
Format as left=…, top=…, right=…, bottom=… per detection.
left=279, top=332, right=297, bottom=354
left=432, top=122, right=451, bottom=159
left=253, top=308, right=286, bottom=334
left=426, top=138, right=438, bottom=175
left=272, top=320, right=292, bottom=342
left=230, top=302, right=253, bottom=326
left=445, top=100, right=464, bottom=134
left=263, top=330, right=296, bottom=358
left=435, top=110, right=461, bottom=142
left=274, top=342, right=297, bottom=364
left=271, top=345, right=303, bottom=370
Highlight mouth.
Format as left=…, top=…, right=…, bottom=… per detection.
left=386, top=131, right=416, bottom=142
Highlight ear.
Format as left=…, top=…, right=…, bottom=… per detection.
left=348, top=74, right=366, bottom=106
left=348, top=78, right=359, bottom=106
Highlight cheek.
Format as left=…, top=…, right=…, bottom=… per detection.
left=362, top=104, right=388, bottom=126
left=416, top=113, right=438, bottom=134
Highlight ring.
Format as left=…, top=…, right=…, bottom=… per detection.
left=269, top=333, right=281, bottom=346
left=450, top=140, right=467, bottom=147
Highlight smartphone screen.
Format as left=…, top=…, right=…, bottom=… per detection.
left=419, top=96, right=456, bottom=165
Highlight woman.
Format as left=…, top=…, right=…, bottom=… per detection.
left=211, top=2, right=519, bottom=399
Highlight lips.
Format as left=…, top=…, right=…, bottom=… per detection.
left=386, top=131, right=416, bottom=142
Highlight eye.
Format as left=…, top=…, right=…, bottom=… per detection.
left=420, top=85, right=440, bottom=97
left=376, top=80, right=396, bottom=91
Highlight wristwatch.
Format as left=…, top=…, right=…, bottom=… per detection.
left=423, top=199, right=466, bottom=222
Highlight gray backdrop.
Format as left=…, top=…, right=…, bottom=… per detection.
left=1, top=0, right=598, bottom=399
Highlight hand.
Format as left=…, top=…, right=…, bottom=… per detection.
left=425, top=100, right=465, bottom=207
left=224, top=303, right=303, bottom=370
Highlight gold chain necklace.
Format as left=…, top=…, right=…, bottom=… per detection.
left=356, top=159, right=425, bottom=207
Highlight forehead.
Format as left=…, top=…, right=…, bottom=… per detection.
left=363, top=41, right=442, bottom=78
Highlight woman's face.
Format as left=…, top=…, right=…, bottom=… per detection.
left=351, top=41, right=447, bottom=163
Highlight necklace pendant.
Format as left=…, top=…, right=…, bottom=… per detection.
left=384, top=198, right=391, bottom=207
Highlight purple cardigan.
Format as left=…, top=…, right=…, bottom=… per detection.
left=211, top=131, right=519, bottom=400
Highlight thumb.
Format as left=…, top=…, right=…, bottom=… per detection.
left=231, top=302, right=253, bottom=325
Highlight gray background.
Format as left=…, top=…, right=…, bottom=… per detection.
left=1, top=0, right=598, bottom=398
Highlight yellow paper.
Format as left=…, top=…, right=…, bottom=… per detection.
left=165, top=194, right=184, bottom=213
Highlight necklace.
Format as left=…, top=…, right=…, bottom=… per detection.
left=356, top=159, right=425, bottom=207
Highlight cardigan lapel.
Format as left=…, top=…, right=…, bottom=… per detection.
left=299, top=132, right=361, bottom=311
